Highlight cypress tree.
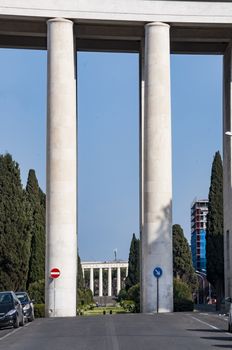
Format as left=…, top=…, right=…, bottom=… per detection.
left=173, top=224, right=197, bottom=291
left=26, top=169, right=45, bottom=286
left=0, top=153, right=32, bottom=290
left=206, top=151, right=224, bottom=308
left=125, top=233, right=140, bottom=291
left=77, top=254, right=84, bottom=290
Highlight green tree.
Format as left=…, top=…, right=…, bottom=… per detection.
left=206, top=151, right=224, bottom=309
left=125, top=233, right=140, bottom=291
left=127, top=283, right=140, bottom=313
left=28, top=279, right=45, bottom=304
left=0, top=153, right=32, bottom=290
left=173, top=224, right=197, bottom=292
left=77, top=254, right=84, bottom=290
left=117, top=288, right=128, bottom=302
left=76, top=254, right=94, bottom=307
left=173, top=278, right=194, bottom=312
left=26, top=169, right=45, bottom=286
left=77, top=288, right=93, bottom=308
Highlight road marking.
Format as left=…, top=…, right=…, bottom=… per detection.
left=0, top=328, right=21, bottom=341
left=190, top=314, right=232, bottom=338
left=190, top=316, right=220, bottom=330
left=0, top=322, right=32, bottom=341
left=25, top=322, right=32, bottom=327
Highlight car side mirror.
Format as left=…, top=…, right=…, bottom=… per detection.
left=225, top=297, right=232, bottom=303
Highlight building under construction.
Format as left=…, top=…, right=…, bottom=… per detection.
left=191, top=199, right=208, bottom=271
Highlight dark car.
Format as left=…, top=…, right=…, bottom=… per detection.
left=15, top=292, right=34, bottom=322
left=0, top=291, right=24, bottom=328
left=224, top=297, right=232, bottom=332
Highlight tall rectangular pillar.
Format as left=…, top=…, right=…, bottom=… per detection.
left=45, top=18, right=77, bottom=317
left=140, top=38, right=145, bottom=310
left=141, top=22, right=173, bottom=313
left=117, top=267, right=121, bottom=294
left=223, top=43, right=232, bottom=298
left=99, top=268, right=103, bottom=297
left=108, top=268, right=112, bottom=297
left=90, top=268, right=94, bottom=295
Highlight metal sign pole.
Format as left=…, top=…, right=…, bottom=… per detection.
left=157, top=277, right=159, bottom=313
left=50, top=267, right=61, bottom=316
left=153, top=266, right=162, bottom=314
left=54, top=279, right=56, bottom=316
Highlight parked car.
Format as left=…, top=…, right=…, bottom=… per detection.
left=224, top=297, right=232, bottom=332
left=15, top=292, right=35, bottom=322
left=0, top=291, right=24, bottom=328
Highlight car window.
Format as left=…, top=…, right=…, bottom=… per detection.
left=16, top=293, right=29, bottom=303
left=0, top=293, right=12, bottom=304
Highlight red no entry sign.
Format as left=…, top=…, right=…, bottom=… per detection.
left=50, top=268, right=60, bottom=279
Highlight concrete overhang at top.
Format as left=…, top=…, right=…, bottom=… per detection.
left=0, top=1, right=232, bottom=53
left=1, top=0, right=232, bottom=25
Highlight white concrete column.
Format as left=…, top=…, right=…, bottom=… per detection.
left=117, top=267, right=121, bottom=294
left=90, top=268, right=94, bottom=295
left=99, top=268, right=103, bottom=297
left=223, top=43, right=232, bottom=299
left=139, top=39, right=145, bottom=309
left=108, top=268, right=112, bottom=297
left=45, top=18, right=77, bottom=317
left=141, top=22, right=173, bottom=313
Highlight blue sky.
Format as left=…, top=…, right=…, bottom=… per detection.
left=0, top=49, right=222, bottom=261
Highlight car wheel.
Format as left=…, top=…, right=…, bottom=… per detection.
left=228, top=320, right=232, bottom=333
left=28, top=311, right=35, bottom=322
left=13, top=315, right=19, bottom=329
left=19, top=315, right=24, bottom=327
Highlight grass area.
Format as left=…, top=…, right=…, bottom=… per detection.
left=78, top=306, right=128, bottom=316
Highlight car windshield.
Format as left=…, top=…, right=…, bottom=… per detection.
left=16, top=293, right=29, bottom=303
left=0, top=293, right=12, bottom=304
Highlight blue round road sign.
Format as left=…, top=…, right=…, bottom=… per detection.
left=153, top=267, right=163, bottom=278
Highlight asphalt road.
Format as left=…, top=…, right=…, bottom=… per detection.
left=0, top=312, right=231, bottom=350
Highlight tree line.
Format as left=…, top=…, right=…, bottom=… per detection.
left=0, top=153, right=45, bottom=294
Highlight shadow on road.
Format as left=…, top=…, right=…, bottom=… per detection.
left=201, top=336, right=232, bottom=342
left=186, top=329, right=225, bottom=333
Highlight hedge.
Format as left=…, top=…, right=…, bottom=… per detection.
left=28, top=279, right=45, bottom=304
left=173, top=278, right=194, bottom=312
left=34, top=304, right=45, bottom=318
left=174, top=300, right=194, bottom=312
